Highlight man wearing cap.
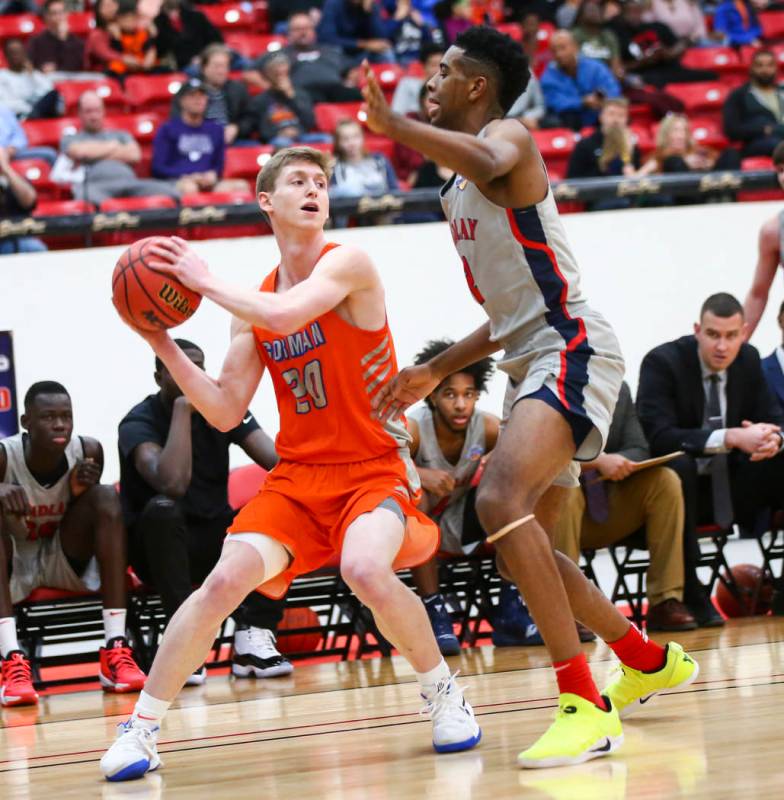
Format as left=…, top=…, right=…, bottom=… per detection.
left=151, top=78, right=247, bottom=195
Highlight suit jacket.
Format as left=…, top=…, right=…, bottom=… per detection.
left=637, top=334, right=784, bottom=456
left=762, top=350, right=784, bottom=411
left=605, top=380, right=650, bottom=461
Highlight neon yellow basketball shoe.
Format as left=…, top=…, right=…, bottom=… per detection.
left=603, top=641, right=699, bottom=719
left=517, top=694, right=624, bottom=769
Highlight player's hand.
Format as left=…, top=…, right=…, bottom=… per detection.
left=419, top=468, right=455, bottom=499
left=372, top=363, right=440, bottom=422
left=362, top=60, right=395, bottom=135
left=0, top=483, right=31, bottom=515
left=148, top=236, right=210, bottom=293
left=70, top=458, right=100, bottom=496
left=111, top=296, right=171, bottom=345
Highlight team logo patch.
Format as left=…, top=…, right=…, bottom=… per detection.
left=468, top=445, right=485, bottom=461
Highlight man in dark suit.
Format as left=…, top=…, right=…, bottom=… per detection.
left=723, top=49, right=784, bottom=158
left=638, top=293, right=784, bottom=626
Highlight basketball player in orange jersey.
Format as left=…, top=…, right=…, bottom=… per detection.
left=100, top=147, right=481, bottom=782
left=362, top=26, right=699, bottom=768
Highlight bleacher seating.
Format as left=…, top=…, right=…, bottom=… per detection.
left=0, top=13, right=41, bottom=41
left=314, top=102, right=367, bottom=133
left=22, top=116, right=80, bottom=148
left=200, top=3, right=256, bottom=33
left=223, top=32, right=287, bottom=57
left=12, top=159, right=64, bottom=200
left=531, top=128, right=580, bottom=175
left=682, top=46, right=744, bottom=79
left=124, top=73, right=187, bottom=116
left=759, top=10, right=784, bottom=40
left=55, top=78, right=126, bottom=115
left=224, top=146, right=274, bottom=181
left=662, top=82, right=730, bottom=124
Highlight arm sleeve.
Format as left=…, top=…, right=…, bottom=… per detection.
left=227, top=410, right=260, bottom=445
left=595, top=61, right=621, bottom=98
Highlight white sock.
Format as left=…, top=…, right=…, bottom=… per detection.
left=0, top=617, right=20, bottom=658
left=416, top=658, right=451, bottom=694
left=132, top=690, right=171, bottom=731
left=103, top=608, right=127, bottom=643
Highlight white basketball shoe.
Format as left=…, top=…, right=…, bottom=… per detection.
left=100, top=719, right=161, bottom=782
left=421, top=673, right=482, bottom=753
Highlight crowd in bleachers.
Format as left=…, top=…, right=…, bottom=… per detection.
left=3, top=0, right=784, bottom=251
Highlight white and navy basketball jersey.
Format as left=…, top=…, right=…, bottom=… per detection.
left=1, top=432, right=83, bottom=556
left=409, top=405, right=486, bottom=553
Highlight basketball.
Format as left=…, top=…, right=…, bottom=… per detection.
left=276, top=607, right=322, bottom=655
left=111, top=236, right=202, bottom=332
left=715, top=564, right=775, bottom=617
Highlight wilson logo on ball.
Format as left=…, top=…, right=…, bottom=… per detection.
left=159, top=282, right=197, bottom=318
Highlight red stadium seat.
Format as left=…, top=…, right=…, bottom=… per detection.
left=365, top=134, right=395, bottom=163
left=11, top=158, right=64, bottom=200
left=224, top=32, right=286, bottom=58
left=742, top=156, right=774, bottom=170
left=181, top=190, right=264, bottom=239
left=67, top=11, right=95, bottom=37
left=33, top=199, right=94, bottom=216
left=536, top=21, right=556, bottom=52
left=103, top=112, right=161, bottom=144
left=253, top=0, right=270, bottom=33
left=738, top=157, right=779, bottom=201
left=688, top=117, right=730, bottom=149
left=760, top=11, right=784, bottom=40
left=97, top=195, right=178, bottom=245
left=224, top=146, right=274, bottom=180
left=367, top=62, right=405, bottom=92
left=682, top=46, right=743, bottom=76
left=22, top=116, right=80, bottom=148
left=0, top=14, right=42, bottom=41
left=314, top=102, right=366, bottom=133
left=228, top=464, right=268, bottom=510
left=630, top=124, right=655, bottom=155
left=531, top=128, right=579, bottom=172
left=124, top=73, right=187, bottom=115
left=662, top=82, right=729, bottom=124
left=200, top=3, right=255, bottom=32
left=495, top=22, right=523, bottom=42
left=55, top=78, right=126, bottom=114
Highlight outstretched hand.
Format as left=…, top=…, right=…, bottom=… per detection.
left=148, top=236, right=210, bottom=294
left=361, top=61, right=395, bottom=136
left=372, top=363, right=441, bottom=422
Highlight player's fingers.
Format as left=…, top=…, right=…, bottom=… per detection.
left=147, top=246, right=177, bottom=264
left=146, top=257, right=177, bottom=273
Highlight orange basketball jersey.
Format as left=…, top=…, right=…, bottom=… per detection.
left=252, top=243, right=412, bottom=465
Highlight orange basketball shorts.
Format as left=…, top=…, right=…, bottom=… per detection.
left=226, top=450, right=440, bottom=599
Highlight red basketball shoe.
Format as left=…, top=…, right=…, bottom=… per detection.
left=100, top=637, right=146, bottom=693
left=1, top=650, right=39, bottom=707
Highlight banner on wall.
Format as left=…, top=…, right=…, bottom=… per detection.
left=0, top=332, right=18, bottom=439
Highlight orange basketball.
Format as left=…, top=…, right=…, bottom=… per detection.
left=715, top=564, right=774, bottom=617
left=111, top=236, right=202, bottom=332
left=276, top=607, right=322, bottom=655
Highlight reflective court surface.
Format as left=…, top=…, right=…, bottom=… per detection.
left=1, top=618, right=782, bottom=799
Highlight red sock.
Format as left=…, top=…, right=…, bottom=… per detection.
left=553, top=652, right=604, bottom=709
left=607, top=624, right=666, bottom=672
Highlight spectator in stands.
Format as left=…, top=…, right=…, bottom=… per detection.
left=267, top=10, right=362, bottom=104
left=391, top=42, right=443, bottom=115
left=155, top=0, right=222, bottom=71
left=317, top=0, right=396, bottom=64
left=407, top=340, right=545, bottom=653
left=0, top=39, right=60, bottom=120
left=506, top=73, right=547, bottom=130
left=268, top=0, right=324, bottom=31
left=247, top=53, right=331, bottom=149
left=610, top=0, right=716, bottom=88
left=761, top=300, right=784, bottom=411
left=567, top=97, right=641, bottom=179
left=648, top=0, right=711, bottom=45
left=104, top=0, right=158, bottom=77
left=554, top=381, right=695, bottom=632
left=172, top=44, right=252, bottom=146
left=637, top=112, right=741, bottom=176
left=572, top=0, right=623, bottom=78
left=27, top=0, right=85, bottom=74
left=723, top=50, right=784, bottom=158
left=540, top=30, right=621, bottom=130
left=383, top=0, right=440, bottom=65
left=744, top=143, right=784, bottom=337
left=556, top=0, right=581, bottom=29
left=84, top=0, right=122, bottom=74
left=0, top=381, right=145, bottom=707
left=637, top=292, right=784, bottom=626
left=0, top=102, right=57, bottom=164
left=330, top=117, right=398, bottom=196
left=119, top=339, right=292, bottom=685
left=60, top=91, right=179, bottom=205
left=433, top=0, right=472, bottom=46
left=714, top=0, right=762, bottom=47
left=0, top=145, right=46, bottom=254
left=152, top=78, right=247, bottom=194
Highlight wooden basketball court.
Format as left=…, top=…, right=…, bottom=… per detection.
left=2, top=618, right=782, bottom=799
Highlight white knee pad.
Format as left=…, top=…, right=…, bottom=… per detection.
left=227, top=532, right=292, bottom=582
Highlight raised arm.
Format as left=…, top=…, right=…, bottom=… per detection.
left=744, top=216, right=781, bottom=340
left=133, top=316, right=264, bottom=432
left=148, top=237, right=380, bottom=335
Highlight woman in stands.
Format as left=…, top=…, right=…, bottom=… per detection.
left=84, top=0, right=121, bottom=74
left=330, top=118, right=399, bottom=199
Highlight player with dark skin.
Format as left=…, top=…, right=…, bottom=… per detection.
left=0, top=391, right=127, bottom=619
